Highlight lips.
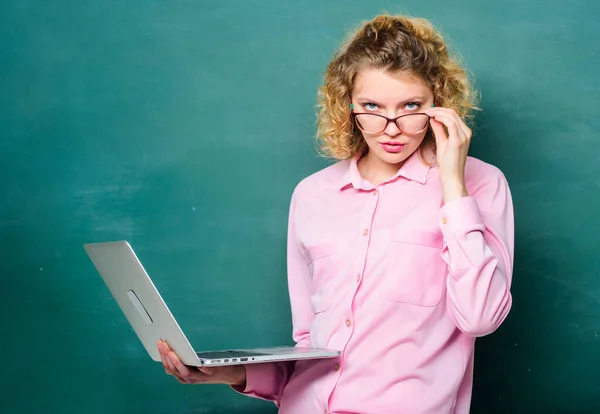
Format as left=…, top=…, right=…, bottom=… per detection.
left=380, top=142, right=405, bottom=153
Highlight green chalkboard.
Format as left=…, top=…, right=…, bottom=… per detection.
left=1, top=1, right=599, bottom=413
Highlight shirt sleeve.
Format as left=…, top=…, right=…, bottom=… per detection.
left=439, top=169, right=515, bottom=337
left=232, top=192, right=313, bottom=403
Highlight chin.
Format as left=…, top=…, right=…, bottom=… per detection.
left=378, top=149, right=411, bottom=166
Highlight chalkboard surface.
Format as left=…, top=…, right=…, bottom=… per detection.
left=1, top=1, right=599, bottom=413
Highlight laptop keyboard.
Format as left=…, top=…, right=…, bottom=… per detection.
left=196, top=350, right=270, bottom=359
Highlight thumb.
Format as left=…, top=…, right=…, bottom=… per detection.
left=198, top=366, right=214, bottom=375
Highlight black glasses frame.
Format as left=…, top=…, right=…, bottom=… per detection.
left=351, top=112, right=431, bottom=134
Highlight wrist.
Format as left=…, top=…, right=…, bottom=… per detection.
left=442, top=178, right=468, bottom=204
left=232, top=366, right=247, bottom=387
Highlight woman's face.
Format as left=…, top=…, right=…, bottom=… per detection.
left=351, top=68, right=434, bottom=170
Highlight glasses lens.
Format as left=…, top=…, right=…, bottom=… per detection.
left=354, top=114, right=387, bottom=133
left=397, top=114, right=429, bottom=134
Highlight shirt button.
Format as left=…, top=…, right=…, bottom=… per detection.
left=372, top=189, right=377, bottom=196
left=345, top=319, right=352, bottom=327
left=356, top=274, right=361, bottom=282
left=441, top=217, right=447, bottom=225
left=333, top=362, right=340, bottom=371
left=362, top=228, right=369, bottom=236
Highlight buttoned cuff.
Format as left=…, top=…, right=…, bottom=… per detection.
left=231, top=363, right=280, bottom=401
left=439, top=196, right=485, bottom=239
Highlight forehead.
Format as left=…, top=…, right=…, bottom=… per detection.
left=352, top=68, right=432, bottom=100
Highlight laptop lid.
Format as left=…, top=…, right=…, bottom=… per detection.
left=84, top=241, right=201, bottom=366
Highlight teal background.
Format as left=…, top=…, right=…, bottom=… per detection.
left=1, top=1, right=599, bottom=413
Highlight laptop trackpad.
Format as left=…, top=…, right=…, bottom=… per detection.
left=127, top=290, right=153, bottom=325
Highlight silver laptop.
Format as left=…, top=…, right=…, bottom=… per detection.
left=84, top=241, right=340, bottom=367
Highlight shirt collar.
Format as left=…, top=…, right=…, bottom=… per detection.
left=339, top=149, right=431, bottom=191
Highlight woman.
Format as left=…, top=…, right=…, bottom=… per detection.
left=158, top=13, right=514, bottom=414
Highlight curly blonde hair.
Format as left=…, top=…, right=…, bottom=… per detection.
left=316, top=14, right=479, bottom=160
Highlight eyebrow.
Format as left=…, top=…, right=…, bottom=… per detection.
left=355, top=96, right=427, bottom=106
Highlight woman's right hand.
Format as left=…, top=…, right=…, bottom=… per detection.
left=157, top=340, right=247, bottom=386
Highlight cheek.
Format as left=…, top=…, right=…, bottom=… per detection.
left=408, top=130, right=429, bottom=147
left=361, top=132, right=379, bottom=146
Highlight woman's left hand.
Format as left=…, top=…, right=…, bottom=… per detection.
left=425, top=107, right=471, bottom=204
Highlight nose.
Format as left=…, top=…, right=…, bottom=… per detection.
left=384, top=119, right=402, bottom=137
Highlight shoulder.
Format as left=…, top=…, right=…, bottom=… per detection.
left=464, top=156, right=510, bottom=194
left=291, top=159, right=350, bottom=202
left=465, top=157, right=512, bottom=204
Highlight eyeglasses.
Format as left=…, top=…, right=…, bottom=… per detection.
left=351, top=112, right=430, bottom=135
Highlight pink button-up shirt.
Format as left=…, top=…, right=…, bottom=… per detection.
left=236, top=150, right=514, bottom=413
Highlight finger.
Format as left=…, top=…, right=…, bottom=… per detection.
left=164, top=352, right=178, bottom=374
left=176, top=368, right=208, bottom=385
left=168, top=351, right=193, bottom=378
left=428, top=114, right=463, bottom=144
left=445, top=110, right=470, bottom=139
left=165, top=360, right=194, bottom=384
left=172, top=371, right=191, bottom=384
left=158, top=339, right=171, bottom=355
left=160, top=354, right=169, bottom=372
left=429, top=118, right=447, bottom=149
left=198, top=366, right=214, bottom=375
left=427, top=108, right=470, bottom=138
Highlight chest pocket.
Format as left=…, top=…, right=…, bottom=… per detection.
left=304, top=242, right=337, bottom=313
left=385, top=226, right=447, bottom=307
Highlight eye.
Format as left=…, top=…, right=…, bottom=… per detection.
left=362, top=102, right=379, bottom=111
left=405, top=102, right=421, bottom=111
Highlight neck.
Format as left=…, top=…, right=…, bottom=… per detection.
left=358, top=151, right=406, bottom=186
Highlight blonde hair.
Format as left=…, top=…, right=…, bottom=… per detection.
left=316, top=14, right=479, bottom=160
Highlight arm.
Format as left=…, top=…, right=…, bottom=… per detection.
left=440, top=170, right=514, bottom=337
left=233, top=193, right=314, bottom=402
